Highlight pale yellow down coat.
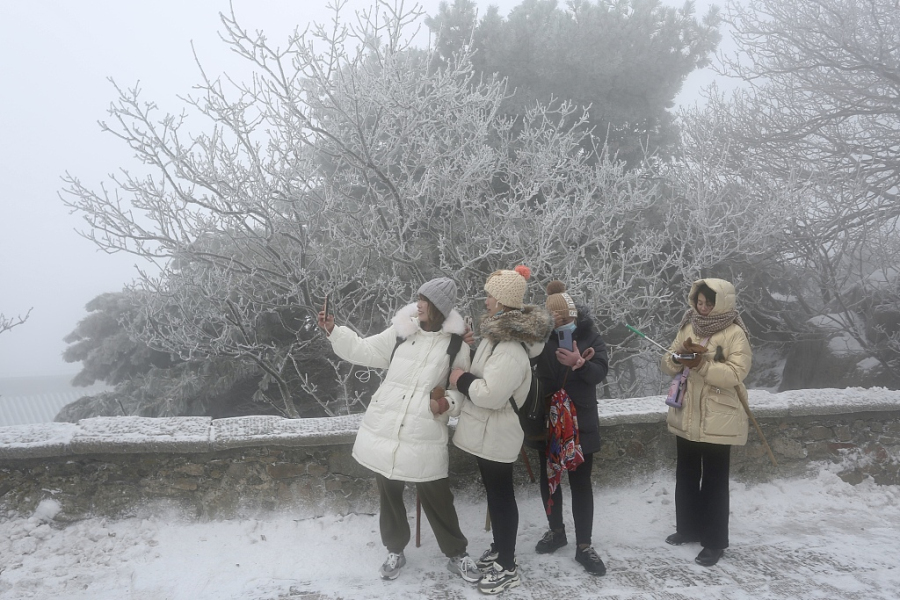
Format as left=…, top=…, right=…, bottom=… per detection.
left=328, top=303, right=470, bottom=482
left=660, top=278, right=752, bottom=446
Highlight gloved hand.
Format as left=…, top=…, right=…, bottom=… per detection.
left=430, top=386, right=449, bottom=416
left=680, top=337, right=707, bottom=370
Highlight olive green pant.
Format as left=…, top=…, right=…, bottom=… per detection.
left=375, top=474, right=468, bottom=557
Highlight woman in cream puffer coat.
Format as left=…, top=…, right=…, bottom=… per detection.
left=329, top=301, right=469, bottom=481
left=659, top=277, right=752, bottom=569
left=318, top=278, right=481, bottom=584
left=449, top=266, right=553, bottom=594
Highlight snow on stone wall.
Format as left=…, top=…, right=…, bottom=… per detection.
left=0, top=388, right=898, bottom=521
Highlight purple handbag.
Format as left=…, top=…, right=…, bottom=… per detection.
left=665, top=368, right=689, bottom=408
left=665, top=336, right=708, bottom=408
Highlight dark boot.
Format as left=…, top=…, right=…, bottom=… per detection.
left=665, top=532, right=700, bottom=546
left=575, top=545, right=607, bottom=576
left=695, top=547, right=724, bottom=567
left=535, top=529, right=568, bottom=554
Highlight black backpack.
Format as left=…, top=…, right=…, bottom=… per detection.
left=502, top=342, right=549, bottom=442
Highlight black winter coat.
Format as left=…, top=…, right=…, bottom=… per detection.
left=527, top=308, right=609, bottom=454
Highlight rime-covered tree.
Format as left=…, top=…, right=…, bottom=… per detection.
left=0, top=309, right=31, bottom=336
left=427, top=0, right=722, bottom=165
left=62, top=0, right=784, bottom=406
left=680, top=0, right=900, bottom=385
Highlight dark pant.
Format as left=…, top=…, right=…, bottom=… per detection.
left=538, top=450, right=595, bottom=546
left=674, top=436, right=731, bottom=550
left=477, top=457, right=518, bottom=570
left=375, top=474, right=468, bottom=557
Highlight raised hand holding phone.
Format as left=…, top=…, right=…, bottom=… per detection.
left=555, top=340, right=584, bottom=368
left=317, top=294, right=335, bottom=334
left=462, top=315, right=475, bottom=346
left=557, top=326, right=574, bottom=351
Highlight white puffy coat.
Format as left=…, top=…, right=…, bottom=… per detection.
left=328, top=303, right=470, bottom=482
left=452, top=306, right=552, bottom=463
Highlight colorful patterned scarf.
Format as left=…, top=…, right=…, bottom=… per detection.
left=545, top=388, right=584, bottom=515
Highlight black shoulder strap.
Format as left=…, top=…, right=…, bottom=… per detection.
left=390, top=332, right=463, bottom=375
left=505, top=341, right=530, bottom=414
left=444, top=333, right=463, bottom=388
left=389, top=336, right=404, bottom=363
left=447, top=333, right=463, bottom=364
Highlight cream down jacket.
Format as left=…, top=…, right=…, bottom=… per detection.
left=328, top=303, right=470, bottom=482
left=452, top=306, right=553, bottom=463
left=660, top=278, right=752, bottom=446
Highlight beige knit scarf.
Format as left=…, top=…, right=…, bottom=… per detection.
left=678, top=309, right=750, bottom=339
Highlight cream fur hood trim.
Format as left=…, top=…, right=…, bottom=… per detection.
left=391, top=303, right=466, bottom=339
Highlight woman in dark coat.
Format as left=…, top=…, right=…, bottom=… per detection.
left=528, top=281, right=609, bottom=575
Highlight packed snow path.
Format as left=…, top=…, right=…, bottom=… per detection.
left=2, top=464, right=897, bottom=599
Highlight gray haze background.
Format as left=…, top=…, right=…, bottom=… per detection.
left=0, top=0, right=726, bottom=379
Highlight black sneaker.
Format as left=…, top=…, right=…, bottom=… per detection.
left=575, top=546, right=607, bottom=576
left=665, top=532, right=700, bottom=546
left=535, top=529, right=568, bottom=554
left=476, top=544, right=499, bottom=570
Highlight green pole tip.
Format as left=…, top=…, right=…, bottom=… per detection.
left=625, top=324, right=645, bottom=337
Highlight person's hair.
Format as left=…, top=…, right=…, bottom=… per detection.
left=692, top=283, right=717, bottom=309
left=418, top=295, right=446, bottom=331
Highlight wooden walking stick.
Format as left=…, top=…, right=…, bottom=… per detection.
left=737, top=387, right=778, bottom=467
left=416, top=491, right=422, bottom=547
left=520, top=447, right=536, bottom=482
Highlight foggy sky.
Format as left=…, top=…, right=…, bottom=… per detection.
left=0, top=0, right=724, bottom=379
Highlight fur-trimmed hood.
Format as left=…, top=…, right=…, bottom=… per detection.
left=480, top=305, right=553, bottom=345
left=391, top=303, right=466, bottom=339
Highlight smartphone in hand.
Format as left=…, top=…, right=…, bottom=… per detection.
left=557, top=327, right=574, bottom=352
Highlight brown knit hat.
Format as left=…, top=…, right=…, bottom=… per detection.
left=545, top=280, right=577, bottom=320
left=484, top=265, right=531, bottom=309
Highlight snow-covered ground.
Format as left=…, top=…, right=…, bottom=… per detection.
left=2, top=385, right=899, bottom=599
left=1, top=461, right=898, bottom=599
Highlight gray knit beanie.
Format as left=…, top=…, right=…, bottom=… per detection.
left=418, top=277, right=458, bottom=318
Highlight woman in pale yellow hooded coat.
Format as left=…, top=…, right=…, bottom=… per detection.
left=659, top=278, right=752, bottom=568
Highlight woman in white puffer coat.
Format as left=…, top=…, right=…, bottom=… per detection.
left=317, top=278, right=481, bottom=584
left=449, top=266, right=553, bottom=595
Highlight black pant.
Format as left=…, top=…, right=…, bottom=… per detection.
left=674, top=436, right=731, bottom=550
left=375, top=474, right=468, bottom=557
left=538, top=451, right=595, bottom=546
left=477, top=457, right=518, bottom=571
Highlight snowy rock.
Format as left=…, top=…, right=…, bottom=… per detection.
left=33, top=498, right=62, bottom=522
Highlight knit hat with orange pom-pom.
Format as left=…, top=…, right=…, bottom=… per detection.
left=545, top=280, right=578, bottom=320
left=484, top=265, right=531, bottom=309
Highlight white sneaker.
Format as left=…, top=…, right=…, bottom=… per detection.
left=477, top=562, right=521, bottom=595
left=379, top=551, right=406, bottom=580
left=447, top=553, right=482, bottom=583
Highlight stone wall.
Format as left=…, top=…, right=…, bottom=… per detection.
left=1, top=391, right=898, bottom=523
